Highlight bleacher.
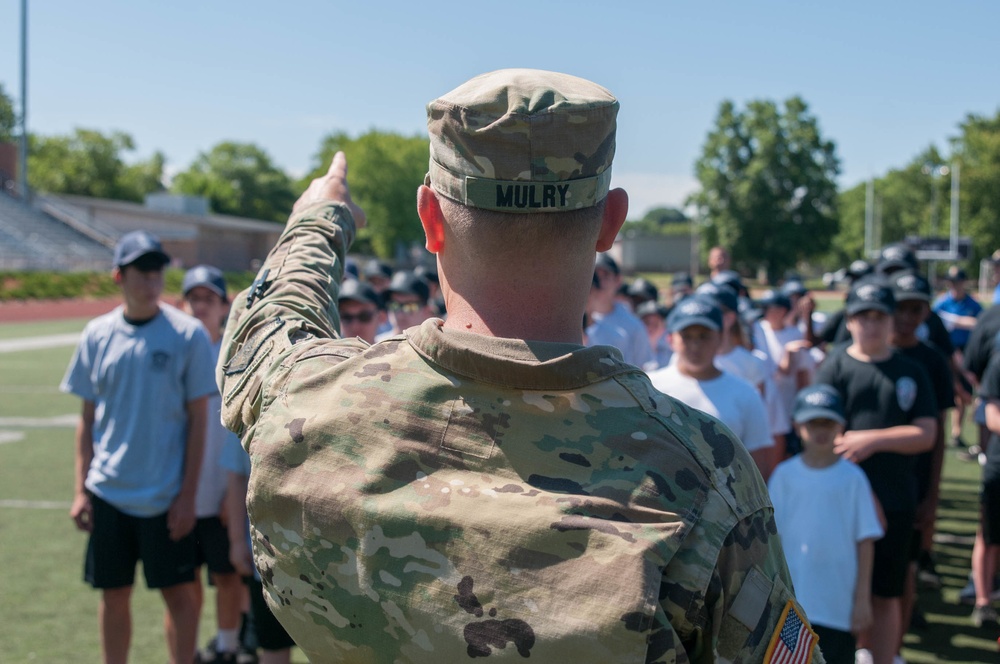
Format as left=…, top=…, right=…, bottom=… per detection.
left=0, top=191, right=113, bottom=271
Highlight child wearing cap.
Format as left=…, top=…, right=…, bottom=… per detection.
left=180, top=266, right=257, bottom=664
left=768, top=385, right=883, bottom=664
left=888, top=270, right=954, bottom=638
left=649, top=296, right=774, bottom=478
left=813, top=279, right=936, bottom=664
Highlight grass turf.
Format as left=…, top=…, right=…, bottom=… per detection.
left=0, top=315, right=997, bottom=661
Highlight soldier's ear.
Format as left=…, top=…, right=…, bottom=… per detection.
left=596, top=188, right=628, bottom=252
left=417, top=185, right=445, bottom=254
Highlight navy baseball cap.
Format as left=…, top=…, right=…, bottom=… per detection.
left=114, top=230, right=170, bottom=269
left=182, top=265, right=228, bottom=302
left=695, top=281, right=738, bottom=313
left=846, top=278, right=896, bottom=316
left=781, top=280, right=808, bottom=298
left=339, top=279, right=382, bottom=308
left=890, top=271, right=932, bottom=303
left=793, top=384, right=846, bottom=425
left=666, top=296, right=723, bottom=333
left=846, top=259, right=874, bottom=284
left=635, top=300, right=669, bottom=320
left=671, top=272, right=693, bottom=289
left=385, top=271, right=430, bottom=303
left=712, top=269, right=744, bottom=294
left=759, top=290, right=792, bottom=311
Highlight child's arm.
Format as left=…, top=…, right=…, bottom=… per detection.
left=834, top=417, right=936, bottom=463
left=851, top=537, right=876, bottom=635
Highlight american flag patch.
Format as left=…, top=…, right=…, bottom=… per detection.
left=764, top=600, right=817, bottom=664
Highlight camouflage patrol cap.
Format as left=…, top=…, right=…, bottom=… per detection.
left=426, top=69, right=618, bottom=213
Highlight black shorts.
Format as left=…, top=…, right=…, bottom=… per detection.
left=812, top=624, right=855, bottom=664
left=248, top=577, right=296, bottom=651
left=85, top=493, right=197, bottom=590
left=982, top=476, right=1000, bottom=546
left=195, top=516, right=236, bottom=576
left=872, top=511, right=914, bottom=598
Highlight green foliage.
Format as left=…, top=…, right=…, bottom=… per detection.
left=302, top=130, right=429, bottom=259
left=27, top=129, right=165, bottom=201
left=624, top=206, right=690, bottom=236
left=691, top=97, right=840, bottom=282
left=832, top=146, right=950, bottom=266
left=954, top=110, right=1000, bottom=264
left=0, top=269, right=256, bottom=301
left=172, top=141, right=295, bottom=223
left=0, top=83, right=15, bottom=143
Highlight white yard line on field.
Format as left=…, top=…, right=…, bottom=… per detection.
left=0, top=499, right=72, bottom=510
left=0, top=333, right=80, bottom=354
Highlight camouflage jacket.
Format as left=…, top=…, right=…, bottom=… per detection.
left=219, top=202, right=822, bottom=664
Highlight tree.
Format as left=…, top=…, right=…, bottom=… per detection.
left=0, top=83, right=15, bottom=143
left=623, top=206, right=689, bottom=236
left=832, top=146, right=949, bottom=266
left=172, top=142, right=295, bottom=222
left=302, top=130, right=429, bottom=259
left=953, top=110, right=1000, bottom=263
left=691, top=97, right=840, bottom=282
left=28, top=128, right=165, bottom=201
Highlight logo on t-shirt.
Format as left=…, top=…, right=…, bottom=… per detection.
left=151, top=351, right=170, bottom=371
left=896, top=376, right=917, bottom=411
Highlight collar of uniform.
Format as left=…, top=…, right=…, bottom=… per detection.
left=406, top=318, right=636, bottom=390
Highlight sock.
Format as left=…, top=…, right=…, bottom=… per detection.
left=216, top=628, right=240, bottom=654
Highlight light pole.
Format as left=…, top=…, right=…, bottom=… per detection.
left=921, top=162, right=949, bottom=236
left=18, top=0, right=29, bottom=200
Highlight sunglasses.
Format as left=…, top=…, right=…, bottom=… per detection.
left=340, top=311, right=377, bottom=324
left=387, top=302, right=423, bottom=314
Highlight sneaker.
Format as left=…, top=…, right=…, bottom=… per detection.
left=972, top=604, right=999, bottom=628
left=952, top=436, right=968, bottom=448
left=235, top=649, right=259, bottom=664
left=855, top=648, right=874, bottom=664
left=917, top=568, right=942, bottom=589
left=893, top=656, right=906, bottom=664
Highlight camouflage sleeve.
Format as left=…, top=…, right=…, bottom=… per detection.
left=708, top=507, right=824, bottom=663
left=216, top=202, right=356, bottom=436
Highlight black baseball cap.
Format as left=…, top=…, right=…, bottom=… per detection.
left=385, top=271, right=430, bottom=303
left=890, top=271, right=931, bottom=303
left=182, top=265, right=228, bottom=302
left=671, top=272, right=693, bottom=289
left=876, top=243, right=918, bottom=276
left=846, top=278, right=896, bottom=316
left=363, top=259, right=393, bottom=281
left=846, top=260, right=874, bottom=284
left=627, top=277, right=659, bottom=303
left=339, top=278, right=382, bottom=308
left=414, top=263, right=439, bottom=285
left=695, top=281, right=738, bottom=313
left=666, top=296, right=723, bottom=333
left=635, top=300, right=668, bottom=320
left=595, top=253, right=620, bottom=275
left=114, top=230, right=170, bottom=269
left=944, top=265, right=968, bottom=282
left=793, top=384, right=846, bottom=425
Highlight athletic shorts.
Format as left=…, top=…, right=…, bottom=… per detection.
left=248, top=577, right=296, bottom=651
left=811, top=624, right=855, bottom=664
left=872, top=511, right=915, bottom=598
left=85, top=493, right=197, bottom=590
left=982, top=476, right=1000, bottom=546
left=195, top=516, right=236, bottom=576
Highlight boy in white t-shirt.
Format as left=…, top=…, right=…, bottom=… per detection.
left=649, top=295, right=774, bottom=478
left=768, top=385, right=884, bottom=664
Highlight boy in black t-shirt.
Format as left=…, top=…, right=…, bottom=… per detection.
left=815, top=279, right=937, bottom=664
left=888, top=271, right=954, bottom=642
left=974, top=349, right=1000, bottom=627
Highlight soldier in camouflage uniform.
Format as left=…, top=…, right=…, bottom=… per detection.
left=218, top=69, right=822, bottom=663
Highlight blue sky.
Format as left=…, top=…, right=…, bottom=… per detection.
left=2, top=1, right=998, bottom=217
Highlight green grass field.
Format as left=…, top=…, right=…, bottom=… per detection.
left=0, top=316, right=997, bottom=662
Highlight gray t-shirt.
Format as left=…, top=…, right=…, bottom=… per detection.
left=62, top=304, right=217, bottom=517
